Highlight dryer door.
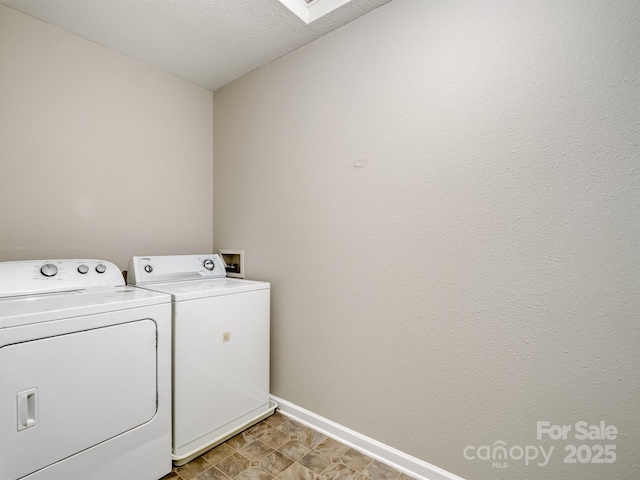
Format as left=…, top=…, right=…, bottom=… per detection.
left=0, top=319, right=157, bottom=480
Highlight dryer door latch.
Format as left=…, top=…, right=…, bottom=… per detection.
left=17, top=388, right=38, bottom=431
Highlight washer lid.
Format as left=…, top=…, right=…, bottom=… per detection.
left=139, top=278, right=269, bottom=302
left=0, top=286, right=170, bottom=329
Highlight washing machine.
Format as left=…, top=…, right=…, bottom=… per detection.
left=0, top=259, right=172, bottom=480
left=127, top=254, right=275, bottom=465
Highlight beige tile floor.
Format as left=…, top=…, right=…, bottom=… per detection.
left=163, top=412, right=414, bottom=480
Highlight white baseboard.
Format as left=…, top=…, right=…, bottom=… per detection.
left=270, top=395, right=466, bottom=480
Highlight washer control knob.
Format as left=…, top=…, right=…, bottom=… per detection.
left=95, top=264, right=107, bottom=274
left=40, top=263, right=58, bottom=277
left=144, top=265, right=153, bottom=273
left=203, top=259, right=215, bottom=271
left=77, top=264, right=89, bottom=274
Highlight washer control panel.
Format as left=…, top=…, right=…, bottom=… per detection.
left=128, top=254, right=227, bottom=285
left=0, top=259, right=125, bottom=298
left=194, top=256, right=225, bottom=278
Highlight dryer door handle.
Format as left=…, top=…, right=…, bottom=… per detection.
left=17, top=388, right=38, bottom=431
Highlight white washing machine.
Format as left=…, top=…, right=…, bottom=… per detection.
left=127, top=254, right=275, bottom=465
left=0, top=259, right=172, bottom=480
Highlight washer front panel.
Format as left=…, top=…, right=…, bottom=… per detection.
left=172, top=288, right=270, bottom=455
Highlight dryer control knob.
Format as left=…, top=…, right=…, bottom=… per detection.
left=203, top=259, right=215, bottom=270
left=40, top=263, right=58, bottom=277
left=77, top=264, right=89, bottom=274
left=95, top=264, right=107, bottom=274
left=144, top=265, right=153, bottom=273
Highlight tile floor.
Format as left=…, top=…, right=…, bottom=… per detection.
left=162, top=412, right=413, bottom=480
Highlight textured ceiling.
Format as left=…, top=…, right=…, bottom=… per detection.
left=0, top=0, right=392, bottom=92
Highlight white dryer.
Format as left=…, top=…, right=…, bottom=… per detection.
left=0, top=259, right=172, bottom=480
left=127, top=254, right=275, bottom=466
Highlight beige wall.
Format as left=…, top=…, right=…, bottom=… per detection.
left=213, top=1, right=640, bottom=479
left=0, top=5, right=213, bottom=269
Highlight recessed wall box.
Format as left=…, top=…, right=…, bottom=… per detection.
left=218, top=250, right=244, bottom=278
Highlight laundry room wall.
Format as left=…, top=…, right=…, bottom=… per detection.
left=0, top=5, right=213, bottom=269
left=212, top=1, right=640, bottom=479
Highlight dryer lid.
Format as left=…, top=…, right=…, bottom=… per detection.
left=0, top=286, right=170, bottom=328
left=0, top=259, right=169, bottom=328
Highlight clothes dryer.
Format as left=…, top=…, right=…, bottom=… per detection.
left=127, top=254, right=275, bottom=466
left=0, top=259, right=172, bottom=480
